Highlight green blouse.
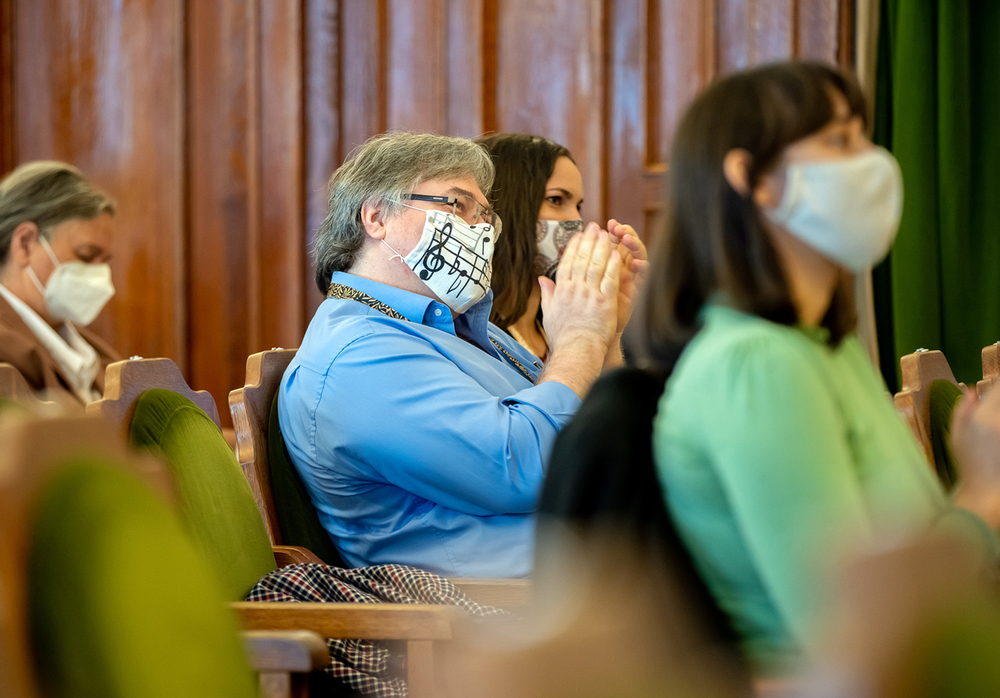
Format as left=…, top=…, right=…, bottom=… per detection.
left=653, top=304, right=997, bottom=667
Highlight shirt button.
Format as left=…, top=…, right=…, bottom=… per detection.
left=434, top=308, right=443, bottom=317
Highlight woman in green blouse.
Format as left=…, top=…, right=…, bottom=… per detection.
left=638, top=61, right=1000, bottom=671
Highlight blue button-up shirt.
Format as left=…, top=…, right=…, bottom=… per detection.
left=279, top=272, right=582, bottom=577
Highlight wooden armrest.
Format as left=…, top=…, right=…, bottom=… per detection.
left=272, top=545, right=326, bottom=566
left=451, top=578, right=532, bottom=608
left=243, top=630, right=329, bottom=672
left=232, top=602, right=459, bottom=640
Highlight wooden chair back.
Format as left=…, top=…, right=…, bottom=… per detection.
left=979, top=343, right=999, bottom=398
left=893, top=349, right=963, bottom=465
left=229, top=349, right=296, bottom=545
left=86, top=357, right=221, bottom=433
left=0, top=363, right=58, bottom=411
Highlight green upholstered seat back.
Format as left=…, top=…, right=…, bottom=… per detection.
left=129, top=389, right=276, bottom=600
left=929, top=379, right=963, bottom=492
left=269, top=391, right=346, bottom=567
left=29, top=458, right=256, bottom=698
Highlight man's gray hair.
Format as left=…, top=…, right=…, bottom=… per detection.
left=313, top=131, right=495, bottom=292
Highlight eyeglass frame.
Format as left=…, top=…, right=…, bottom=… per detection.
left=402, top=193, right=500, bottom=230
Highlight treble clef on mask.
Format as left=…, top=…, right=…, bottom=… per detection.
left=417, top=219, right=450, bottom=281
left=383, top=208, right=498, bottom=314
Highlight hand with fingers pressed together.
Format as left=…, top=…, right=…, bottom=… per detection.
left=950, top=386, right=1000, bottom=529
left=537, top=223, right=622, bottom=398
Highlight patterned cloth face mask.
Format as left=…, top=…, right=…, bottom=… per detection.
left=384, top=208, right=498, bottom=314
left=535, top=218, right=584, bottom=278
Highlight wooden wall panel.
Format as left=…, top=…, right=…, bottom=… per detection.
left=605, top=0, right=649, bottom=238
left=386, top=0, right=448, bottom=132
left=9, top=0, right=185, bottom=367
left=259, top=0, right=306, bottom=345
left=446, top=0, right=489, bottom=139
left=186, top=0, right=255, bottom=423
left=339, top=0, right=385, bottom=156
left=0, top=0, right=14, bottom=175
left=304, top=0, right=340, bottom=312
left=495, top=0, right=605, bottom=223
left=797, top=0, right=842, bottom=61
left=0, top=0, right=855, bottom=422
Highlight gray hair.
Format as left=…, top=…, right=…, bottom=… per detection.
left=313, top=131, right=495, bottom=291
left=0, top=161, right=116, bottom=265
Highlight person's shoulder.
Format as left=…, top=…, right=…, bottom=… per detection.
left=295, top=299, right=452, bottom=377
left=676, top=308, right=810, bottom=382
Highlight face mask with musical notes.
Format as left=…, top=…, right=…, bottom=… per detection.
left=384, top=208, right=498, bottom=314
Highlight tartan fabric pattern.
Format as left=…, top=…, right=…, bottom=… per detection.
left=246, top=563, right=505, bottom=697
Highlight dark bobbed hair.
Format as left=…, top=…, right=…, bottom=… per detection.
left=634, top=61, right=867, bottom=372
left=477, top=133, right=572, bottom=328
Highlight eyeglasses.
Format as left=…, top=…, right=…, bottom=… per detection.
left=403, top=193, right=500, bottom=230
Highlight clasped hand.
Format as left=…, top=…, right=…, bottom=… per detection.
left=539, top=223, right=622, bottom=354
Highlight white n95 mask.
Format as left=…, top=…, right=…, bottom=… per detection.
left=764, top=147, right=904, bottom=272
left=27, top=235, right=115, bottom=326
left=535, top=218, right=583, bottom=277
left=384, top=208, right=498, bottom=314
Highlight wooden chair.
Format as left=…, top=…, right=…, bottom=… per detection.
left=230, top=348, right=297, bottom=546
left=229, top=349, right=532, bottom=609
left=0, top=412, right=328, bottom=698
left=979, top=342, right=999, bottom=398
left=893, top=349, right=964, bottom=466
left=0, top=362, right=58, bottom=411
left=87, top=356, right=221, bottom=430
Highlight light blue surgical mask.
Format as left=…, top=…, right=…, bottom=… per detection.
left=764, top=147, right=904, bottom=272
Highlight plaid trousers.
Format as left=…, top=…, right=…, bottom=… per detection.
left=246, top=563, right=505, bottom=697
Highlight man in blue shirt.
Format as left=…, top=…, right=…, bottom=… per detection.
left=280, top=132, right=645, bottom=577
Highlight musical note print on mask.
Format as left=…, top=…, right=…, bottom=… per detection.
left=403, top=209, right=497, bottom=314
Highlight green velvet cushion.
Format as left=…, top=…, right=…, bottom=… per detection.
left=129, top=389, right=276, bottom=601
left=29, top=458, right=256, bottom=698
left=269, top=391, right=345, bottom=567
left=929, top=379, right=964, bottom=492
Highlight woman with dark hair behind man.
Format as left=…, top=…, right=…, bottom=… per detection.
left=477, top=133, right=644, bottom=364
left=637, top=60, right=1000, bottom=671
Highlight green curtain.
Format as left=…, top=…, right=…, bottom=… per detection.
left=872, top=0, right=1000, bottom=393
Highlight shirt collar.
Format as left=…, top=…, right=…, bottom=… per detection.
left=0, top=282, right=101, bottom=401
left=330, top=271, right=495, bottom=344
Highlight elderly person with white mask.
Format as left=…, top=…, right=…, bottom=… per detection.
left=0, top=161, right=120, bottom=403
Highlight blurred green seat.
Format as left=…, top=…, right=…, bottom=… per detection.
left=0, top=414, right=261, bottom=698
left=129, top=388, right=278, bottom=601
left=127, top=387, right=462, bottom=698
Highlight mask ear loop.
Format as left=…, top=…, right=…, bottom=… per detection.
left=381, top=239, right=406, bottom=263
left=26, top=231, right=62, bottom=296
left=37, top=234, right=62, bottom=267
left=383, top=201, right=434, bottom=263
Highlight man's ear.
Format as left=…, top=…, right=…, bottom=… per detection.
left=7, top=221, right=40, bottom=267
left=360, top=201, right=387, bottom=240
